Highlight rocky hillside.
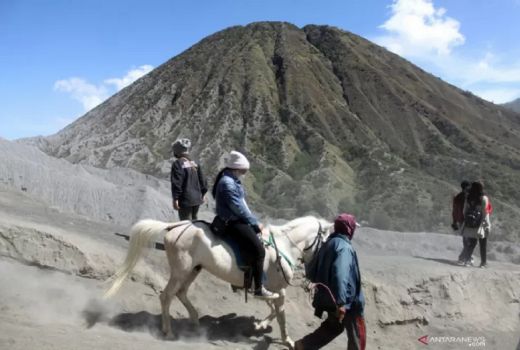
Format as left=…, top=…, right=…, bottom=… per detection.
left=503, top=98, right=520, bottom=113
left=26, top=22, right=520, bottom=240
left=0, top=138, right=174, bottom=226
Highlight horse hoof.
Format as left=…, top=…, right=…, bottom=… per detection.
left=254, top=321, right=268, bottom=330
left=284, top=337, right=295, bottom=349
left=162, top=331, right=175, bottom=340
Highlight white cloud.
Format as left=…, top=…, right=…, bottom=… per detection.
left=418, top=53, right=520, bottom=104
left=471, top=88, right=520, bottom=104
left=104, top=65, right=153, bottom=90
left=469, top=56, right=520, bottom=84
left=420, top=50, right=520, bottom=103
left=430, top=52, right=520, bottom=85
left=54, top=65, right=153, bottom=112
left=376, top=0, right=465, bottom=57
left=373, top=0, right=520, bottom=104
left=54, top=78, right=108, bottom=111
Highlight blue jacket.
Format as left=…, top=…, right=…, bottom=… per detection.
left=215, top=170, right=259, bottom=231
left=312, top=233, right=365, bottom=314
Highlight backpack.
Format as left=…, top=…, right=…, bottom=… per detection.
left=464, top=199, right=484, bottom=228
left=304, top=241, right=325, bottom=283
left=210, top=216, right=228, bottom=237
left=305, top=251, right=320, bottom=283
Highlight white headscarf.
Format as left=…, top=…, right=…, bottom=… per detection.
left=226, top=151, right=250, bottom=170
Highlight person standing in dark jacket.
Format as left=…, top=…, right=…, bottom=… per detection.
left=295, top=213, right=366, bottom=350
left=452, top=180, right=472, bottom=265
left=460, top=181, right=492, bottom=268
left=170, top=138, right=207, bottom=220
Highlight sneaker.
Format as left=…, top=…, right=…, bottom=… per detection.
left=464, top=261, right=474, bottom=267
left=254, top=286, right=279, bottom=300
left=470, top=256, right=475, bottom=265
left=457, top=260, right=465, bottom=266
left=480, top=263, right=487, bottom=268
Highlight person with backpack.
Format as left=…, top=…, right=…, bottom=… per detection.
left=295, top=213, right=366, bottom=350
left=452, top=180, right=474, bottom=265
left=459, top=181, right=492, bottom=268
left=170, top=138, right=208, bottom=220
left=211, top=150, right=279, bottom=300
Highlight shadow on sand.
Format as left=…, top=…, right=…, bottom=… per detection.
left=413, top=256, right=463, bottom=267
left=107, top=311, right=277, bottom=348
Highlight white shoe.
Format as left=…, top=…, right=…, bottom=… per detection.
left=254, top=286, right=279, bottom=300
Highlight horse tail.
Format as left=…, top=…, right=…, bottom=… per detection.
left=104, top=219, right=174, bottom=298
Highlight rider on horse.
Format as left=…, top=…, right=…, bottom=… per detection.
left=212, top=151, right=279, bottom=300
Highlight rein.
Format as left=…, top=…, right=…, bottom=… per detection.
left=303, top=222, right=324, bottom=253
left=267, top=231, right=294, bottom=286
left=265, top=220, right=326, bottom=286
left=265, top=233, right=295, bottom=268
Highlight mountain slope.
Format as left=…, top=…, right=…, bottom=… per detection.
left=27, top=22, right=520, bottom=239
left=0, top=138, right=173, bottom=225
left=503, top=97, right=520, bottom=113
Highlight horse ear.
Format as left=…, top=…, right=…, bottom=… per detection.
left=320, top=220, right=333, bottom=233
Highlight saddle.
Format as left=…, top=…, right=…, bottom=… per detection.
left=207, top=217, right=255, bottom=295
left=208, top=217, right=250, bottom=270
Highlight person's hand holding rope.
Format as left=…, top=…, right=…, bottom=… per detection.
left=336, top=306, right=346, bottom=323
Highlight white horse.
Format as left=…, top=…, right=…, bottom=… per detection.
left=104, top=216, right=332, bottom=347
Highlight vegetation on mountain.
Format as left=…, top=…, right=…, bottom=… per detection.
left=31, top=22, right=520, bottom=240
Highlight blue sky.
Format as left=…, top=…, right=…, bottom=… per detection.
left=1, top=0, right=520, bottom=140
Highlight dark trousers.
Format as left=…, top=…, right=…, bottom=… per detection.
left=479, top=237, right=487, bottom=265
left=227, top=221, right=265, bottom=290
left=461, top=237, right=487, bottom=265
left=178, top=205, right=200, bottom=220
left=296, top=312, right=366, bottom=350
left=458, top=237, right=472, bottom=262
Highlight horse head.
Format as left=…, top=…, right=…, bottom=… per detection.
left=268, top=216, right=333, bottom=265
left=300, top=217, right=333, bottom=266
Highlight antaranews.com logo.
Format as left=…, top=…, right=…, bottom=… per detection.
left=418, top=335, right=486, bottom=347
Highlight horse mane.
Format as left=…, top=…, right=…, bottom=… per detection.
left=269, top=215, right=330, bottom=236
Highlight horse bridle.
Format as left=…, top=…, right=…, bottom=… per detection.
left=302, top=222, right=325, bottom=255
left=270, top=219, right=327, bottom=286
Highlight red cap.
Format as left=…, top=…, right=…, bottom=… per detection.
left=334, top=213, right=358, bottom=239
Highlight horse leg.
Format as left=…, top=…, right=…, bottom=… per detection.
left=254, top=300, right=276, bottom=330
left=274, top=290, right=294, bottom=349
left=176, top=268, right=201, bottom=325
left=159, top=276, right=182, bottom=338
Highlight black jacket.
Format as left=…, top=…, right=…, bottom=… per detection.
left=170, top=158, right=208, bottom=207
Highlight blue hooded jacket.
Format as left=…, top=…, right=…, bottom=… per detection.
left=312, top=232, right=365, bottom=314
left=215, top=170, right=259, bottom=231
